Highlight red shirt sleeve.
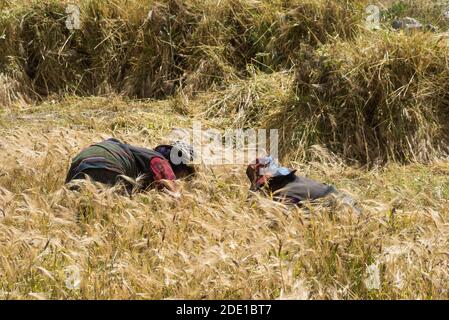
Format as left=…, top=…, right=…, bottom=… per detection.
left=150, top=157, right=176, bottom=181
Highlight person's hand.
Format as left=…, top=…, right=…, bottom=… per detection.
left=158, top=179, right=182, bottom=198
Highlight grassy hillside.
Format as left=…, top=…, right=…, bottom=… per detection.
left=0, top=0, right=448, bottom=299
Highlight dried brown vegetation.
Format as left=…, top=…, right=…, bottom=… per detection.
left=0, top=0, right=448, bottom=299
left=0, top=98, right=448, bottom=299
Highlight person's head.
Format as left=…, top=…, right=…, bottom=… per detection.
left=155, top=141, right=196, bottom=179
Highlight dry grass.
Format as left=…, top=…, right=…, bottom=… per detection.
left=0, top=97, right=448, bottom=299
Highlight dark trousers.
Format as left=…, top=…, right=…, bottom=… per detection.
left=68, top=168, right=133, bottom=193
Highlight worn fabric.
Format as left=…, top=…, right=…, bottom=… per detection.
left=66, top=138, right=170, bottom=190
left=70, top=167, right=131, bottom=192
left=266, top=171, right=336, bottom=203
left=247, top=157, right=360, bottom=211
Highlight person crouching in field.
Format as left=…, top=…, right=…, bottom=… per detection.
left=246, top=156, right=359, bottom=212
left=65, top=138, right=195, bottom=196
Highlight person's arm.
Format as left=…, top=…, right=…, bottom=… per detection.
left=247, top=163, right=270, bottom=191
left=150, top=157, right=180, bottom=197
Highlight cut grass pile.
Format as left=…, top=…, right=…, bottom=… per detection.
left=0, top=97, right=447, bottom=299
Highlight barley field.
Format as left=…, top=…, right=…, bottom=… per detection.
left=0, top=0, right=448, bottom=299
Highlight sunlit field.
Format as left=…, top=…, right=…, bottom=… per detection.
left=1, top=0, right=448, bottom=299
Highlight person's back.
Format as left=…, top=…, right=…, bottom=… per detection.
left=246, top=156, right=337, bottom=204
